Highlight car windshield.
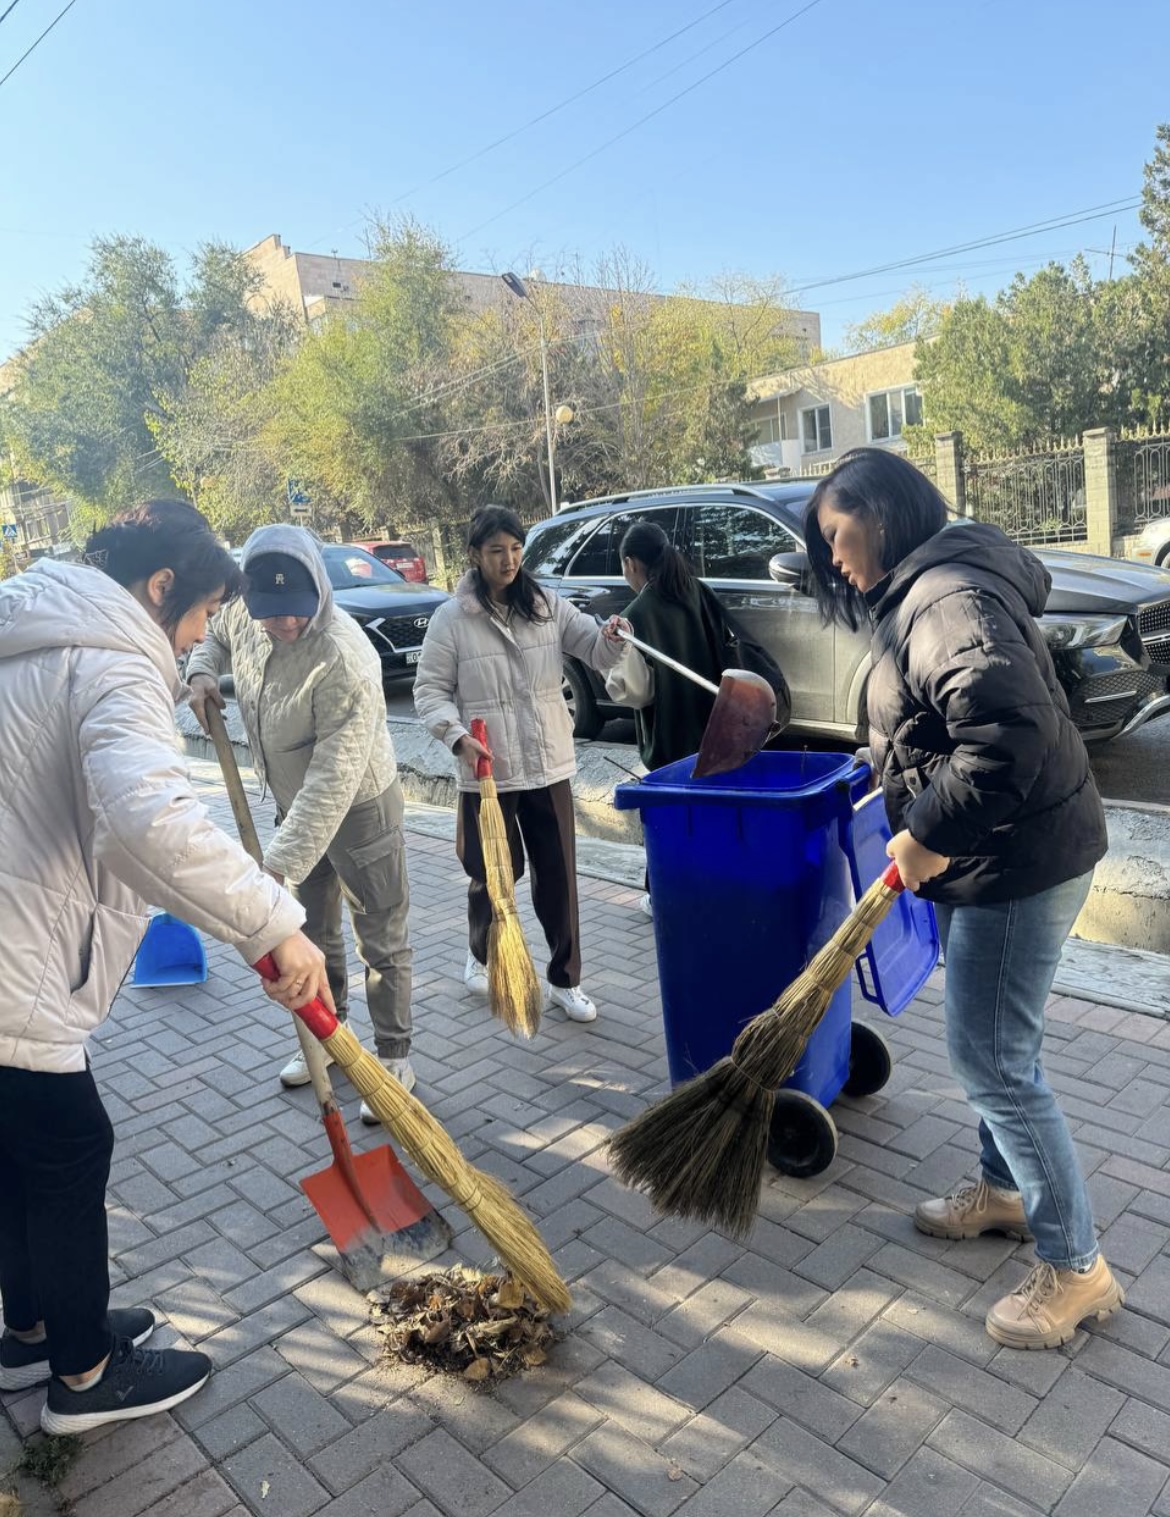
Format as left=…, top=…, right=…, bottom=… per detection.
left=322, top=545, right=406, bottom=589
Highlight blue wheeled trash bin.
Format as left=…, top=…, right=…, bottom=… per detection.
left=614, top=750, right=939, bottom=1178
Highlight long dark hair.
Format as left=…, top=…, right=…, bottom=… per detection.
left=803, top=449, right=949, bottom=629
left=467, top=504, right=551, bottom=622
left=619, top=519, right=697, bottom=606
left=85, top=499, right=246, bottom=633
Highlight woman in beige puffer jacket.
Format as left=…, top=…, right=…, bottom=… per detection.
left=414, top=505, right=633, bottom=1023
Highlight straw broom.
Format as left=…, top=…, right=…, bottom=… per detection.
left=254, top=955, right=572, bottom=1315
left=469, top=718, right=544, bottom=1039
left=608, top=863, right=906, bottom=1238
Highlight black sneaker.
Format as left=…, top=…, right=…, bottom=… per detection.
left=40, top=1337, right=210, bottom=1435
left=0, top=1307, right=156, bottom=1392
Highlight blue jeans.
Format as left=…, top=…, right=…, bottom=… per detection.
left=934, top=870, right=1097, bottom=1272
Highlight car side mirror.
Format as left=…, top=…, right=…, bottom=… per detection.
left=769, top=551, right=808, bottom=588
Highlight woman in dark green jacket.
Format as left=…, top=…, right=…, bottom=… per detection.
left=605, top=521, right=728, bottom=914
left=608, top=520, right=726, bottom=771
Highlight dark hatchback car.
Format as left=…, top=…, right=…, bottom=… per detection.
left=321, top=545, right=449, bottom=681
left=522, top=481, right=1170, bottom=745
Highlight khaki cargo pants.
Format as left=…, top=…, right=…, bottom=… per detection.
left=289, top=781, right=413, bottom=1059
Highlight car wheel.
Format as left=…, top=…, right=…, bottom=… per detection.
left=562, top=660, right=604, bottom=739
left=1157, top=545, right=1170, bottom=569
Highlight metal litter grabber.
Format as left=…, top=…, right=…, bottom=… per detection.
left=616, top=627, right=781, bottom=778
left=204, top=701, right=453, bottom=1290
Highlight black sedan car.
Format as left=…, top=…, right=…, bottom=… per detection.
left=523, top=481, right=1170, bottom=745
left=320, top=545, right=449, bottom=682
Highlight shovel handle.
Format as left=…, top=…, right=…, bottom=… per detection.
left=254, top=954, right=339, bottom=1041
left=616, top=628, right=721, bottom=696
left=470, top=717, right=493, bottom=780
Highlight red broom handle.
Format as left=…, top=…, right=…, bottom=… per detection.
left=470, top=717, right=492, bottom=780
left=881, top=862, right=905, bottom=892
left=253, top=953, right=339, bottom=1041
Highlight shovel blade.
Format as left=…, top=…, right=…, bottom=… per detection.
left=301, top=1144, right=454, bottom=1293
left=693, top=670, right=778, bottom=778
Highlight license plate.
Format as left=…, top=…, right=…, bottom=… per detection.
left=405, top=650, right=422, bottom=665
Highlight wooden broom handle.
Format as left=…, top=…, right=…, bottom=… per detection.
left=205, top=702, right=264, bottom=861
left=205, top=703, right=339, bottom=1103
left=470, top=717, right=492, bottom=780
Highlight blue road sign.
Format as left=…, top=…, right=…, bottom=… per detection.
left=286, top=480, right=311, bottom=507
left=1, top=524, right=17, bottom=540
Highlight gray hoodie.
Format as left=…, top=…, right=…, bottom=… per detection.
left=185, top=526, right=398, bottom=882
left=0, top=559, right=304, bottom=1073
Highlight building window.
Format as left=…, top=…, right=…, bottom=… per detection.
left=756, top=413, right=789, bottom=446
left=801, top=404, right=832, bottom=454
left=867, top=386, right=924, bottom=442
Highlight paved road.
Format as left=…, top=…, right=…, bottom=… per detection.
left=387, top=688, right=1169, bottom=808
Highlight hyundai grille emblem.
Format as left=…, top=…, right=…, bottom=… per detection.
left=413, top=616, right=429, bottom=629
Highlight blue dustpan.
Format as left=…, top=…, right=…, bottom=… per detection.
left=132, top=913, right=208, bottom=987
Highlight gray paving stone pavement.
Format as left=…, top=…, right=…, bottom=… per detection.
left=6, top=759, right=1170, bottom=1516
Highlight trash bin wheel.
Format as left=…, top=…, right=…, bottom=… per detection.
left=842, top=1022, right=893, bottom=1099
left=766, top=1090, right=838, bottom=1179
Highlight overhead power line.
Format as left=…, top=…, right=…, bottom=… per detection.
left=0, top=0, right=82, bottom=93
left=0, top=1, right=25, bottom=26
left=305, top=0, right=755, bottom=250
left=787, top=198, right=1141, bottom=298
left=457, top=0, right=824, bottom=242
left=390, top=0, right=747, bottom=206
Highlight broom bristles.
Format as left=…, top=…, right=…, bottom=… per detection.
left=608, top=1057, right=775, bottom=1237
left=321, top=1023, right=571, bottom=1314
left=477, top=772, right=543, bottom=1037
left=608, top=874, right=904, bottom=1233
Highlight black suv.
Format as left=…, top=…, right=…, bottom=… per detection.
left=522, top=481, right=1170, bottom=744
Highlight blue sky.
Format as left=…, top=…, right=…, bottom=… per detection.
left=0, top=0, right=1166, bottom=359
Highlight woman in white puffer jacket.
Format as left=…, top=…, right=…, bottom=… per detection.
left=0, top=499, right=331, bottom=1438
left=414, top=504, right=633, bottom=1023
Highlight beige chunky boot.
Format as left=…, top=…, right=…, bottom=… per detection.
left=914, top=1178, right=1032, bottom=1241
left=985, top=1256, right=1124, bottom=1349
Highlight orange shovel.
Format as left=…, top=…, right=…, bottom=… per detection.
left=204, top=701, right=453, bottom=1291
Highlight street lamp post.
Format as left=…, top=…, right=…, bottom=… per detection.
left=501, top=271, right=560, bottom=514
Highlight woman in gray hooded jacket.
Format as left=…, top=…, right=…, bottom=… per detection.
left=0, top=500, right=328, bottom=1437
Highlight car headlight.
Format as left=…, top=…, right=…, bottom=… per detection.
left=1039, top=614, right=1129, bottom=650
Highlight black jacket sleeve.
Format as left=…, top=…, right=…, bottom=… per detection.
left=903, top=586, right=1061, bottom=857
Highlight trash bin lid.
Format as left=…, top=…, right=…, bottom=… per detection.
left=614, top=750, right=858, bottom=812
left=846, top=791, right=940, bottom=1018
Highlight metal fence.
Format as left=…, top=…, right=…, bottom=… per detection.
left=963, top=445, right=1087, bottom=546
left=1115, top=433, right=1170, bottom=528
left=395, top=503, right=551, bottom=589
left=907, top=453, right=937, bottom=483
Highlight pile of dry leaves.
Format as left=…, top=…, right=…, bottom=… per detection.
left=370, top=1267, right=557, bottom=1384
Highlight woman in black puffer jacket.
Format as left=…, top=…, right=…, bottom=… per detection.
left=804, top=448, right=1119, bottom=1353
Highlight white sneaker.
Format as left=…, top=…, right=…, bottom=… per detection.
left=361, top=1058, right=417, bottom=1124
left=638, top=893, right=654, bottom=918
left=548, top=984, right=597, bottom=1023
left=463, top=952, right=489, bottom=997
left=279, top=1045, right=334, bottom=1088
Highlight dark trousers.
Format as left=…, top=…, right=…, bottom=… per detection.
left=0, top=1065, right=114, bottom=1376
left=456, top=781, right=581, bottom=989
